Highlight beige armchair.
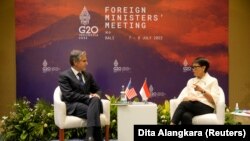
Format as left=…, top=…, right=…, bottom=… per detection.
left=170, top=86, right=225, bottom=125
left=53, top=86, right=110, bottom=141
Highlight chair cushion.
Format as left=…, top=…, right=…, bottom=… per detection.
left=192, top=113, right=218, bottom=125
left=61, top=114, right=107, bottom=129
left=63, top=116, right=87, bottom=129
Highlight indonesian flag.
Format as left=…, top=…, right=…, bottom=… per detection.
left=139, top=79, right=151, bottom=100
left=125, top=78, right=137, bottom=100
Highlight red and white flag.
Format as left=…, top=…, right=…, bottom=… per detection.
left=125, top=78, right=137, bottom=100
left=139, top=79, right=151, bottom=100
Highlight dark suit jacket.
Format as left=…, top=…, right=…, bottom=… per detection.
left=58, top=69, right=103, bottom=115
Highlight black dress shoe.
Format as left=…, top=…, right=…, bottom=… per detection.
left=85, top=136, right=94, bottom=141
left=85, top=127, right=95, bottom=141
left=93, top=127, right=103, bottom=141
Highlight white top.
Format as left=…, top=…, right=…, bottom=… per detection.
left=180, top=73, right=220, bottom=108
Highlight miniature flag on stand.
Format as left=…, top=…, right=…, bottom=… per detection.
left=125, top=78, right=137, bottom=100
left=139, top=78, right=151, bottom=101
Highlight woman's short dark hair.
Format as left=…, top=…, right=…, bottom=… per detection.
left=193, top=57, right=210, bottom=72
left=69, top=50, right=86, bottom=66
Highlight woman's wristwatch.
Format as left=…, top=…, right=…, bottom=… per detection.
left=201, top=90, right=206, bottom=94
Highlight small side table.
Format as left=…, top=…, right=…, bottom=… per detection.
left=117, top=102, right=157, bottom=141
left=231, top=112, right=250, bottom=124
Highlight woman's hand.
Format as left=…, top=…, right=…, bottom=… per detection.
left=193, top=84, right=205, bottom=94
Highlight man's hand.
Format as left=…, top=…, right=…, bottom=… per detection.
left=89, top=93, right=100, bottom=99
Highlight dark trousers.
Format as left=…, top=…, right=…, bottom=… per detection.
left=73, top=97, right=103, bottom=127
left=171, top=101, right=214, bottom=125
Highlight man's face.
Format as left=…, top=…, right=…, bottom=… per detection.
left=75, top=54, right=88, bottom=71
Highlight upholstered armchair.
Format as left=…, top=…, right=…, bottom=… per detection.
left=170, top=86, right=225, bottom=125
left=53, top=86, right=110, bottom=141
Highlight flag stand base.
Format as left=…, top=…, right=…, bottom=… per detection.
left=142, top=100, right=148, bottom=104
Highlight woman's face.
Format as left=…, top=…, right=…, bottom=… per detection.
left=192, top=63, right=205, bottom=78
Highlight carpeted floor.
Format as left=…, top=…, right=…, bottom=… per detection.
left=52, top=139, right=117, bottom=141
left=0, top=136, right=118, bottom=141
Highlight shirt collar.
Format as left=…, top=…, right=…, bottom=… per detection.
left=71, top=67, right=81, bottom=76
left=194, top=73, right=209, bottom=85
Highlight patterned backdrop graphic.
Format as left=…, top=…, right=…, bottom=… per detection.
left=15, top=0, right=228, bottom=105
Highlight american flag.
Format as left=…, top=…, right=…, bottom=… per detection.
left=125, top=78, right=137, bottom=100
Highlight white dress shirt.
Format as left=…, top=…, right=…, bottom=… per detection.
left=184, top=73, right=220, bottom=108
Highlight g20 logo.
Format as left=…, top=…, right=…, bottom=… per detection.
left=79, top=26, right=98, bottom=34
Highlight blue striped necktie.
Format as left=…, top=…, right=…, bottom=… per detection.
left=77, top=73, right=84, bottom=86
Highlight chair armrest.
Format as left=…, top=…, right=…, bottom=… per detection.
left=169, top=87, right=188, bottom=119
left=214, top=87, right=225, bottom=124
left=170, top=98, right=180, bottom=119
left=215, top=98, right=225, bottom=124
left=101, top=99, right=110, bottom=125
left=54, top=95, right=67, bottom=128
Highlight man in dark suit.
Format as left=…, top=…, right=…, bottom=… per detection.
left=58, top=49, right=103, bottom=141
